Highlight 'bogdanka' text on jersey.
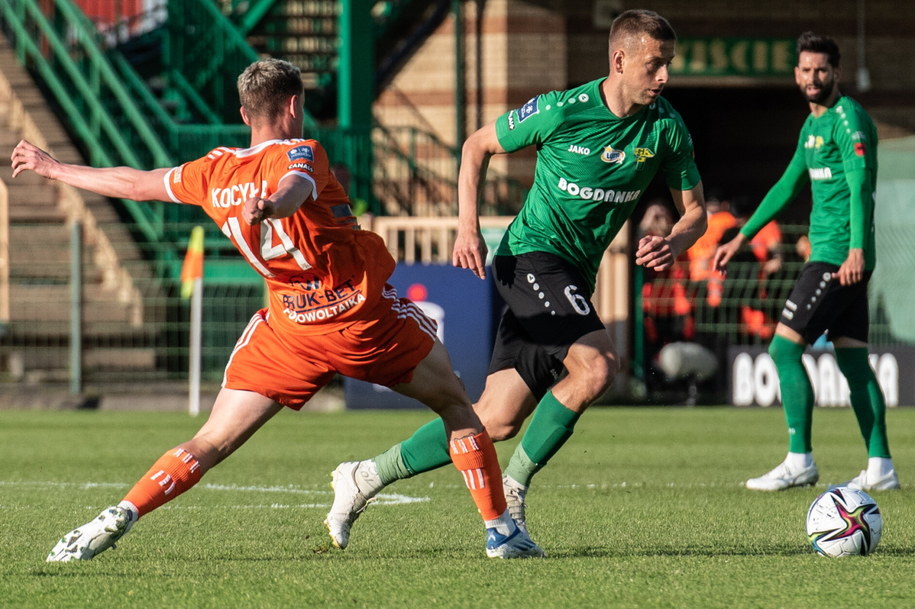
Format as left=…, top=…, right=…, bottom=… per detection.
left=164, top=139, right=395, bottom=335
left=797, top=96, right=878, bottom=269
left=495, top=78, right=701, bottom=290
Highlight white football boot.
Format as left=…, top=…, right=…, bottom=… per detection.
left=324, top=461, right=381, bottom=549
left=47, top=505, right=136, bottom=562
left=842, top=468, right=900, bottom=491
left=485, top=520, right=545, bottom=559
left=746, top=460, right=819, bottom=491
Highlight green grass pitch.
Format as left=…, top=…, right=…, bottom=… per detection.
left=1, top=406, right=914, bottom=609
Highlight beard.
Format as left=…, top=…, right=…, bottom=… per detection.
left=802, top=79, right=836, bottom=105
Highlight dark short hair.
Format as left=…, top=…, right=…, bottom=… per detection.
left=797, top=31, right=841, bottom=68
left=610, top=9, right=677, bottom=46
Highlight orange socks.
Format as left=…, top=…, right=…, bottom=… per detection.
left=449, top=431, right=507, bottom=521
left=122, top=448, right=203, bottom=517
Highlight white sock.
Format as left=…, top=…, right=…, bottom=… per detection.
left=117, top=500, right=139, bottom=522
left=484, top=509, right=515, bottom=536
left=867, top=457, right=894, bottom=479
left=354, top=460, right=385, bottom=497
left=785, top=452, right=814, bottom=469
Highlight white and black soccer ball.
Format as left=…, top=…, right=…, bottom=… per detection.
left=806, top=487, right=882, bottom=557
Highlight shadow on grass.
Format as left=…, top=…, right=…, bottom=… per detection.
left=547, top=543, right=915, bottom=558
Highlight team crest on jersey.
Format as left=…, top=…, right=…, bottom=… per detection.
left=633, top=147, right=655, bottom=163
left=601, top=146, right=625, bottom=164
left=287, top=145, right=314, bottom=162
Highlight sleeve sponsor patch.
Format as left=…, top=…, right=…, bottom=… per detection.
left=287, top=145, right=315, bottom=162
left=517, top=96, right=540, bottom=123
left=854, top=142, right=866, bottom=156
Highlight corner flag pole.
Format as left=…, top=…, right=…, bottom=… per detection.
left=181, top=226, right=205, bottom=416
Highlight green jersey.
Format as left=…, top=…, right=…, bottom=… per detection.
left=494, top=78, right=701, bottom=291
left=742, top=95, right=878, bottom=269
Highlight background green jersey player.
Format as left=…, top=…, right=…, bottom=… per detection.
left=324, top=9, right=707, bottom=550
left=715, top=32, right=898, bottom=493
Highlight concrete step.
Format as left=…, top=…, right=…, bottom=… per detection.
left=8, top=283, right=141, bottom=325
left=1, top=34, right=168, bottom=386
left=5, top=345, right=157, bottom=371
left=3, top=316, right=158, bottom=340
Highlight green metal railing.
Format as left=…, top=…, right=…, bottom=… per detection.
left=0, top=0, right=527, bottom=276
left=1, top=0, right=171, bottom=243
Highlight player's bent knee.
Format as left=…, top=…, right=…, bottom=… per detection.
left=483, top=419, right=522, bottom=442
left=570, top=354, right=618, bottom=399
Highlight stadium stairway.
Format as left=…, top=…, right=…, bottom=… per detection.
left=0, top=38, right=162, bottom=391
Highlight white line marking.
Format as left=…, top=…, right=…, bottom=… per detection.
left=0, top=480, right=429, bottom=508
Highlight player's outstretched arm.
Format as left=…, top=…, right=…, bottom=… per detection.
left=452, top=122, right=505, bottom=280
left=11, top=139, right=171, bottom=201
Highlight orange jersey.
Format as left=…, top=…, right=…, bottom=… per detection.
left=164, top=139, right=395, bottom=336
left=749, top=221, right=782, bottom=263
left=687, top=210, right=737, bottom=281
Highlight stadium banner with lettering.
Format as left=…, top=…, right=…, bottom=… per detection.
left=727, top=346, right=915, bottom=408
left=671, top=38, right=795, bottom=77
left=344, top=263, right=501, bottom=409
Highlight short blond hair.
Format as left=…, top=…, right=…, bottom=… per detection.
left=237, top=58, right=304, bottom=122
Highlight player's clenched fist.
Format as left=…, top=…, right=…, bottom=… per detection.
left=11, top=139, right=58, bottom=179
left=243, top=196, right=271, bottom=225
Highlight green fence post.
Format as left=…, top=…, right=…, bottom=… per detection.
left=338, top=0, right=374, bottom=211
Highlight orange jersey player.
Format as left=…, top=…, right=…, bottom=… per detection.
left=12, top=58, right=541, bottom=561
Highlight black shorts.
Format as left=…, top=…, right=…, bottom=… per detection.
left=780, top=261, right=871, bottom=344
left=489, top=253, right=606, bottom=399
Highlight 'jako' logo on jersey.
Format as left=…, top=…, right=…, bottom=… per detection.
left=601, top=146, right=625, bottom=164
left=633, top=147, right=655, bottom=163
left=568, top=144, right=591, bottom=155
left=557, top=177, right=641, bottom=203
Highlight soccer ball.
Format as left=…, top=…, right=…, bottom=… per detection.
left=806, top=487, right=882, bottom=557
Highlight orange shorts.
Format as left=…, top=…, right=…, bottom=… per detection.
left=223, top=289, right=437, bottom=409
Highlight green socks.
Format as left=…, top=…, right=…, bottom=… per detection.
left=374, top=390, right=583, bottom=488
left=769, top=335, right=814, bottom=453
left=768, top=338, right=891, bottom=459
left=505, top=391, right=581, bottom=487
left=835, top=347, right=891, bottom=458
left=374, top=418, right=450, bottom=485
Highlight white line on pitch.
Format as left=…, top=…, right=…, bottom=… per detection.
left=0, top=480, right=430, bottom=507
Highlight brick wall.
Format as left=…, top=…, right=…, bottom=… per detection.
left=374, top=0, right=915, bottom=190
